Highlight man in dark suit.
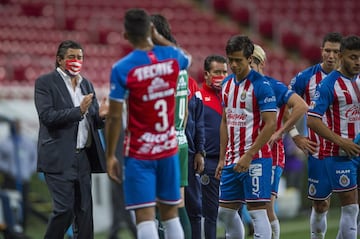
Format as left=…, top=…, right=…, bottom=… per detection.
left=34, top=40, right=108, bottom=239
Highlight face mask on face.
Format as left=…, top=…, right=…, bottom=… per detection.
left=65, top=59, right=83, bottom=76
left=210, top=75, right=225, bottom=91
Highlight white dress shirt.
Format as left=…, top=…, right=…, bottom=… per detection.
left=57, top=67, right=90, bottom=149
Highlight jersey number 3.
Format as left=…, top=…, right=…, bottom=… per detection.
left=154, top=99, right=169, bottom=132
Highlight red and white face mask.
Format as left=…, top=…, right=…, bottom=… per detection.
left=65, top=59, right=83, bottom=76
left=210, top=75, right=225, bottom=91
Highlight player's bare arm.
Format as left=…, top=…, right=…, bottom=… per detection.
left=281, top=97, right=317, bottom=154
left=215, top=109, right=227, bottom=180
left=105, top=100, right=124, bottom=184
left=281, top=93, right=308, bottom=135
left=307, top=115, right=360, bottom=158
left=268, top=93, right=307, bottom=146
left=292, top=135, right=317, bottom=155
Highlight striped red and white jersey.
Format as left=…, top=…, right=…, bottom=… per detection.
left=289, top=64, right=330, bottom=159
left=221, top=70, right=277, bottom=166
left=308, top=71, right=360, bottom=157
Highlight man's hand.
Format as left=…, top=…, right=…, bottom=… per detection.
left=215, top=159, right=224, bottom=180
left=99, top=96, right=109, bottom=118
left=194, top=153, right=204, bottom=174
left=268, top=130, right=282, bottom=148
left=339, top=138, right=360, bottom=158
left=80, top=93, right=93, bottom=115
left=107, top=155, right=122, bottom=184
left=292, top=135, right=317, bottom=155
left=233, top=153, right=252, bottom=173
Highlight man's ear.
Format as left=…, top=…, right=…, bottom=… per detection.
left=56, top=56, right=62, bottom=65
left=204, top=71, right=210, bottom=80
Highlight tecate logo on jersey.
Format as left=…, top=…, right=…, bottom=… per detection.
left=133, top=61, right=175, bottom=81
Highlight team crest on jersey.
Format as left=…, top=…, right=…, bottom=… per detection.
left=308, top=183, right=316, bottom=196
left=339, top=174, right=350, bottom=187
left=240, top=90, right=247, bottom=100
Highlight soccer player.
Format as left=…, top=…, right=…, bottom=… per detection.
left=215, top=35, right=277, bottom=239
left=250, top=44, right=308, bottom=239
left=289, top=32, right=342, bottom=239
left=307, top=35, right=360, bottom=239
left=105, top=9, right=191, bottom=239
left=150, top=13, right=191, bottom=239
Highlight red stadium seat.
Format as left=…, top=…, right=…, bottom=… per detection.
left=279, top=28, right=301, bottom=52
left=211, top=0, right=231, bottom=14
left=299, top=40, right=321, bottom=65
left=228, top=4, right=250, bottom=26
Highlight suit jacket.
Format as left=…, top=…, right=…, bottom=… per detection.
left=34, top=70, right=106, bottom=173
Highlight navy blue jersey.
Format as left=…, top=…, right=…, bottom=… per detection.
left=200, top=84, right=222, bottom=158
left=185, top=77, right=205, bottom=155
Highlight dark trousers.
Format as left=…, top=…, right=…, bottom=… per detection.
left=44, top=150, right=93, bottom=239
left=201, top=158, right=219, bottom=239
left=185, top=153, right=202, bottom=239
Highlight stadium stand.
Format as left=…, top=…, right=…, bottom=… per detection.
left=211, top=0, right=360, bottom=65
left=4, top=0, right=353, bottom=97
left=0, top=0, right=240, bottom=93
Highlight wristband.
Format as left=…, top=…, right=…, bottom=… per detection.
left=289, top=127, right=300, bottom=138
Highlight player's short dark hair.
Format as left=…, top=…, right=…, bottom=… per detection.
left=204, top=55, right=227, bottom=72
left=322, top=32, right=342, bottom=47
left=150, top=14, right=177, bottom=44
left=124, top=8, right=151, bottom=44
left=340, top=35, right=360, bottom=52
left=225, top=35, right=254, bottom=58
left=55, top=40, right=83, bottom=67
